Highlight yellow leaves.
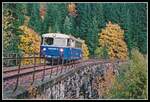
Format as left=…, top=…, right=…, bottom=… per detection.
left=21, top=54, right=41, bottom=65
left=99, top=21, right=128, bottom=61
left=19, top=25, right=41, bottom=54
left=82, top=40, right=89, bottom=60
left=18, top=21, right=41, bottom=65
left=3, top=13, right=13, bottom=30
left=3, top=10, right=14, bottom=51
left=24, top=16, right=30, bottom=26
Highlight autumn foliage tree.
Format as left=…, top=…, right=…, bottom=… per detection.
left=18, top=16, right=41, bottom=65
left=39, top=4, right=46, bottom=20
left=99, top=21, right=128, bottom=61
left=68, top=3, right=77, bottom=16
left=3, top=8, right=14, bottom=53
left=82, top=41, right=89, bottom=60
left=3, top=4, right=22, bottom=54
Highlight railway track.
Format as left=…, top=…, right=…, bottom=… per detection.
left=3, top=64, right=45, bottom=73
left=3, top=59, right=101, bottom=91
left=3, top=61, right=80, bottom=80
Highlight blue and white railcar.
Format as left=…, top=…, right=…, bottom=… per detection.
left=40, top=33, right=83, bottom=62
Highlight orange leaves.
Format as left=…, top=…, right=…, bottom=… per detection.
left=28, top=84, right=39, bottom=98
left=68, top=3, right=77, bottom=16
left=99, top=21, right=128, bottom=61
left=68, top=3, right=76, bottom=13
left=95, top=65, right=116, bottom=97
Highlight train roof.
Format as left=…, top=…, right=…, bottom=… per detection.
left=42, top=33, right=70, bottom=39
left=42, top=33, right=84, bottom=43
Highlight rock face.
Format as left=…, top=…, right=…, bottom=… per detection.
left=31, top=62, right=118, bottom=99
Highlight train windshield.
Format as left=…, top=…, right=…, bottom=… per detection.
left=43, top=37, right=54, bottom=45
left=54, top=38, right=66, bottom=46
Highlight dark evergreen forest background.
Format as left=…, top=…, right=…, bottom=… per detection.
left=3, top=3, right=147, bottom=56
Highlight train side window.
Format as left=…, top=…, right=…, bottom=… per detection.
left=44, top=37, right=53, bottom=45
left=67, top=39, right=71, bottom=46
left=71, top=40, right=75, bottom=47
left=41, top=37, right=43, bottom=45
left=75, top=41, right=82, bottom=48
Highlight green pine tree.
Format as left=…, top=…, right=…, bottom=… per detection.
left=28, top=3, right=42, bottom=35
left=63, top=16, right=73, bottom=34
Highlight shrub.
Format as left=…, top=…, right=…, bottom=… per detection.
left=94, top=46, right=108, bottom=59
left=82, top=40, right=89, bottom=60
left=107, top=49, right=147, bottom=99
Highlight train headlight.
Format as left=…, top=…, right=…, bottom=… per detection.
left=43, top=48, right=46, bottom=51
left=80, top=54, right=82, bottom=57
left=60, top=48, right=64, bottom=52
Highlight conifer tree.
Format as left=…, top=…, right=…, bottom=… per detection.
left=28, top=3, right=42, bottom=35
left=3, top=3, right=25, bottom=54
left=76, top=4, right=99, bottom=55
left=63, top=16, right=73, bottom=34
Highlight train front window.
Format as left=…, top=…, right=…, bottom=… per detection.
left=54, top=38, right=66, bottom=46
left=44, top=37, right=54, bottom=45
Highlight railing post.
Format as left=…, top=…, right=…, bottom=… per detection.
left=49, top=67, right=52, bottom=78
left=68, top=61, right=70, bottom=72
left=42, top=55, right=46, bottom=81
left=71, top=60, right=73, bottom=71
left=56, top=58, right=59, bottom=75
left=13, top=57, right=21, bottom=93
left=56, top=66, right=58, bottom=76
left=52, top=58, right=54, bottom=66
left=8, top=53, right=10, bottom=66
left=57, top=57, right=60, bottom=65
left=31, top=53, right=36, bottom=85
left=16, top=53, right=18, bottom=66
left=64, top=60, right=68, bottom=73
left=61, top=58, right=64, bottom=73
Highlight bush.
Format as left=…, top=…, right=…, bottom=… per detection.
left=94, top=46, right=108, bottom=59
left=107, top=49, right=147, bottom=99
left=82, top=41, right=90, bottom=60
